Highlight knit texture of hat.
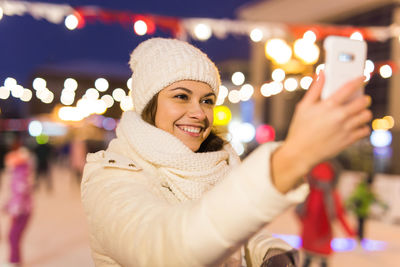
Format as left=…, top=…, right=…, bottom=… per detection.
left=129, top=38, right=221, bottom=114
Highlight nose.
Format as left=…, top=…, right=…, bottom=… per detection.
left=188, top=102, right=207, bottom=121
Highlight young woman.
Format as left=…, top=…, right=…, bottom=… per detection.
left=81, top=38, right=371, bottom=266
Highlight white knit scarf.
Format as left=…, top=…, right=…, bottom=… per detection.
left=116, top=111, right=240, bottom=202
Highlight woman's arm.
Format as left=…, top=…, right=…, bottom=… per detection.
left=271, top=72, right=372, bottom=193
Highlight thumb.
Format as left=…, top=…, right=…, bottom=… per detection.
left=301, top=71, right=325, bottom=106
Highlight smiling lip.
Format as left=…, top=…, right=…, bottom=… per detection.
left=176, top=124, right=203, bottom=137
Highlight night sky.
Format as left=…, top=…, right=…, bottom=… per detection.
left=0, top=0, right=259, bottom=85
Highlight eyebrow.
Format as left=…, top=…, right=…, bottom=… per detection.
left=170, top=87, right=216, bottom=98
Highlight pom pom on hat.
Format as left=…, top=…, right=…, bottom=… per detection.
left=129, top=38, right=221, bottom=114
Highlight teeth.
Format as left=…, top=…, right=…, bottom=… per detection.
left=180, top=126, right=201, bottom=133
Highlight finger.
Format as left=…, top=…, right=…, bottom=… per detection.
left=327, top=76, right=365, bottom=105
left=344, top=109, right=373, bottom=131
left=346, top=125, right=371, bottom=146
left=342, top=95, right=371, bottom=117
left=300, top=71, right=325, bottom=106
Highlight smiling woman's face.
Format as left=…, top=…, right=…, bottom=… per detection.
left=155, top=80, right=216, bottom=152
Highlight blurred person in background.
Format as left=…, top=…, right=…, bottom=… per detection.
left=346, top=174, right=387, bottom=242
left=81, top=38, right=371, bottom=267
left=1, top=135, right=34, bottom=267
left=33, top=142, right=53, bottom=192
left=296, top=161, right=355, bottom=267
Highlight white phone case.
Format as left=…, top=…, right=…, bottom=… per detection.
left=321, top=36, right=367, bottom=99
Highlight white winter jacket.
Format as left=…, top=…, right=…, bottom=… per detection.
left=81, top=111, right=308, bottom=267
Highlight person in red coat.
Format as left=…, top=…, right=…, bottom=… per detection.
left=296, top=161, right=355, bottom=267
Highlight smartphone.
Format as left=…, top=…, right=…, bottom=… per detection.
left=321, top=36, right=367, bottom=100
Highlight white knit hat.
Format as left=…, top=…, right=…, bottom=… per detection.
left=129, top=38, right=221, bottom=114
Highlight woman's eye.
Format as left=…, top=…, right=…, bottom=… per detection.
left=203, top=98, right=215, bottom=105
left=174, top=94, right=188, bottom=100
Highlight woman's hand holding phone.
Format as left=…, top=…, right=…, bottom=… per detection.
left=271, top=71, right=372, bottom=193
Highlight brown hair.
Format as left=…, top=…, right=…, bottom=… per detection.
left=141, top=93, right=226, bottom=152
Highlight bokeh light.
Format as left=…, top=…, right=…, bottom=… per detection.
left=194, top=23, right=212, bottom=40
left=213, top=105, right=232, bottom=126
left=232, top=72, right=245, bottom=86
left=255, top=124, right=275, bottom=144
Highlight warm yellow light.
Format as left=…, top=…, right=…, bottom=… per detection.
left=372, top=119, right=390, bottom=130
left=383, top=116, right=395, bottom=129
left=213, top=105, right=232, bottom=126
left=293, top=38, right=320, bottom=64
left=265, top=38, right=292, bottom=64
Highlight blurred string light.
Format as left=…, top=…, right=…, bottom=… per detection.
left=293, top=38, right=320, bottom=64
left=85, top=88, right=99, bottom=100
left=232, top=71, right=245, bottom=86
left=228, top=89, right=241, bottom=104
left=216, top=85, right=228, bottom=105
left=65, top=14, right=79, bottom=30
left=127, top=78, right=132, bottom=90
left=120, top=96, right=134, bottom=111
left=364, top=59, right=375, bottom=82
left=0, top=6, right=3, bottom=20
left=64, top=78, right=78, bottom=90
left=28, top=120, right=43, bottom=137
left=60, top=88, right=75, bottom=105
left=250, top=28, right=263, bottom=42
left=239, top=84, right=254, bottom=101
left=101, top=94, right=114, bottom=108
left=303, top=30, right=317, bottom=43
left=4, top=77, right=17, bottom=88
left=379, top=64, right=392, bottom=78
left=265, top=38, right=292, bottom=64
left=284, top=77, right=298, bottom=92
left=20, top=88, right=32, bottom=102
left=315, top=63, right=325, bottom=74
left=95, top=78, right=109, bottom=92
left=271, top=68, right=285, bottom=82
left=0, top=86, right=10, bottom=99
left=350, top=31, right=364, bottom=41
left=112, top=88, right=126, bottom=102
left=260, top=81, right=283, bottom=97
left=33, top=77, right=47, bottom=90
left=300, top=76, right=313, bottom=90
left=194, top=23, right=212, bottom=41
left=134, top=20, right=147, bottom=35
left=213, top=105, right=232, bottom=126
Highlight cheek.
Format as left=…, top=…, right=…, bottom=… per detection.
left=155, top=103, right=181, bottom=130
